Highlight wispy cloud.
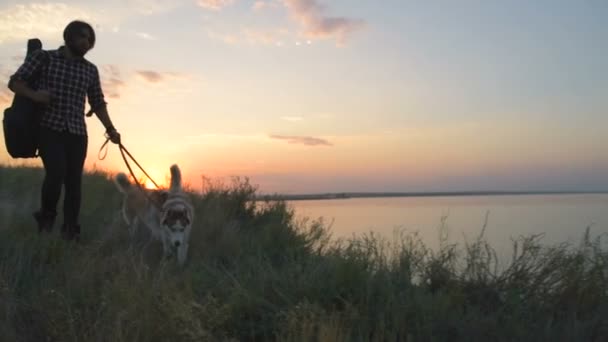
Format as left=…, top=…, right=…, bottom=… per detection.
left=282, top=0, right=364, bottom=46
left=135, top=32, right=157, bottom=40
left=0, top=3, right=92, bottom=44
left=207, top=27, right=290, bottom=46
left=252, top=0, right=280, bottom=11
left=197, top=0, right=234, bottom=11
left=269, top=134, right=333, bottom=146
left=281, top=116, right=303, bottom=122
left=206, top=30, right=241, bottom=45
left=0, top=1, right=188, bottom=45
left=161, top=133, right=268, bottom=152
left=205, top=0, right=363, bottom=47
left=100, top=65, right=125, bottom=99
left=243, top=28, right=290, bottom=45
left=126, top=0, right=185, bottom=15
left=99, top=66, right=191, bottom=99
left=136, top=70, right=165, bottom=83
left=135, top=70, right=192, bottom=83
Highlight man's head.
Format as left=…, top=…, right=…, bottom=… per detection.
left=63, top=20, right=96, bottom=57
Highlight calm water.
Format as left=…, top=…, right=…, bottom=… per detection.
left=290, top=194, right=608, bottom=255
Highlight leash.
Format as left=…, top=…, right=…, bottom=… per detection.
left=99, top=136, right=164, bottom=209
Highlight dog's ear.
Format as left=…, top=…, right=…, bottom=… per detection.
left=114, top=173, right=131, bottom=193
left=188, top=205, right=194, bottom=222
left=159, top=191, right=169, bottom=204
left=169, top=164, right=182, bottom=193
left=160, top=207, right=170, bottom=226
left=149, top=190, right=169, bottom=204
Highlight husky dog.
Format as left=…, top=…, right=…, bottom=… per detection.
left=115, top=164, right=194, bottom=265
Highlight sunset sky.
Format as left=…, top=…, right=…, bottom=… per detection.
left=1, top=0, right=607, bottom=194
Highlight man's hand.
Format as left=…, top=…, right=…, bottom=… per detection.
left=106, top=127, right=121, bottom=145
left=31, top=90, right=52, bottom=104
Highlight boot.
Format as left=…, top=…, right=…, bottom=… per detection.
left=33, top=210, right=56, bottom=233
left=61, top=224, right=81, bottom=242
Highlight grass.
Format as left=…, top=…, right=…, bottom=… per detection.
left=0, top=164, right=607, bottom=341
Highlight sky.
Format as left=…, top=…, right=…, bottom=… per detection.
left=0, top=0, right=607, bottom=194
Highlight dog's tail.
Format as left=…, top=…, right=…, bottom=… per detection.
left=169, top=164, right=182, bottom=193
left=115, top=172, right=131, bottom=193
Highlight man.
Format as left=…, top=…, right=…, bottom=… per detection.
left=8, top=20, right=121, bottom=241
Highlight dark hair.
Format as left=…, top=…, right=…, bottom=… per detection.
left=63, top=20, right=96, bottom=48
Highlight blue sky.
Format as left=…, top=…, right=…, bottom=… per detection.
left=1, top=0, right=607, bottom=193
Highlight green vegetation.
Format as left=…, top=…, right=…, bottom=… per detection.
left=1, top=165, right=607, bottom=341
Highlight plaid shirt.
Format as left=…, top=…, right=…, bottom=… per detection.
left=10, top=47, right=106, bottom=136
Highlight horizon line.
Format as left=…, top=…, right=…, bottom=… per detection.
left=257, top=190, right=608, bottom=200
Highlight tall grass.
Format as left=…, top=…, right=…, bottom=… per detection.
left=0, top=165, right=607, bottom=341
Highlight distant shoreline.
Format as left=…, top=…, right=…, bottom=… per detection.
left=255, top=191, right=608, bottom=201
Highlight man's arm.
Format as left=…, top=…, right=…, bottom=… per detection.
left=93, top=105, right=114, bottom=131
left=9, top=50, right=50, bottom=103
left=88, top=65, right=120, bottom=144
left=10, top=79, right=50, bottom=104
left=94, top=105, right=121, bottom=144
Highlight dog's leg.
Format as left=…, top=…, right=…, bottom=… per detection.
left=128, top=216, right=139, bottom=237
left=162, top=237, right=173, bottom=260
left=177, top=243, right=188, bottom=266
left=121, top=199, right=131, bottom=225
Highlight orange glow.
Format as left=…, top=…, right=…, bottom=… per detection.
left=143, top=178, right=159, bottom=189
left=140, top=168, right=169, bottom=189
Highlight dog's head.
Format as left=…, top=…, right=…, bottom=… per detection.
left=161, top=201, right=193, bottom=248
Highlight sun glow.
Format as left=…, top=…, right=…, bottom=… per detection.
left=143, top=178, right=159, bottom=190
left=136, top=168, right=170, bottom=190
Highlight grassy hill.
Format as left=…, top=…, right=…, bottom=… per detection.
left=0, top=164, right=607, bottom=341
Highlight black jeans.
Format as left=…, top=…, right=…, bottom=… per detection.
left=38, top=126, right=88, bottom=226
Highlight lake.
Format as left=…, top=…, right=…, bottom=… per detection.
left=290, top=194, right=608, bottom=257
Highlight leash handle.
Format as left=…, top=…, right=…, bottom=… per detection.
left=98, top=137, right=110, bottom=160
left=97, top=136, right=161, bottom=189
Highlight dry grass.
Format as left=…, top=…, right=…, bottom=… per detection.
left=1, top=164, right=607, bottom=341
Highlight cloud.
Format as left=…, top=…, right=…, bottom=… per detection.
left=197, top=0, right=234, bottom=11
left=135, top=70, right=191, bottom=84
left=206, top=30, right=241, bottom=45
left=281, top=116, right=303, bottom=122
left=207, top=27, right=290, bottom=46
left=160, top=133, right=269, bottom=152
left=125, top=0, right=185, bottom=15
left=0, top=3, right=93, bottom=44
left=205, top=0, right=363, bottom=47
left=282, top=0, right=364, bottom=46
left=269, top=134, right=333, bottom=146
left=243, top=28, right=290, bottom=45
left=252, top=1, right=281, bottom=11
left=136, top=70, right=165, bottom=83
left=253, top=1, right=267, bottom=10
left=0, top=1, right=189, bottom=45
left=89, top=66, right=196, bottom=103
left=100, top=65, right=125, bottom=99
left=101, top=66, right=191, bottom=99
left=135, top=32, right=157, bottom=41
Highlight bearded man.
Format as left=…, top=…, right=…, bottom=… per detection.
left=9, top=20, right=121, bottom=241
